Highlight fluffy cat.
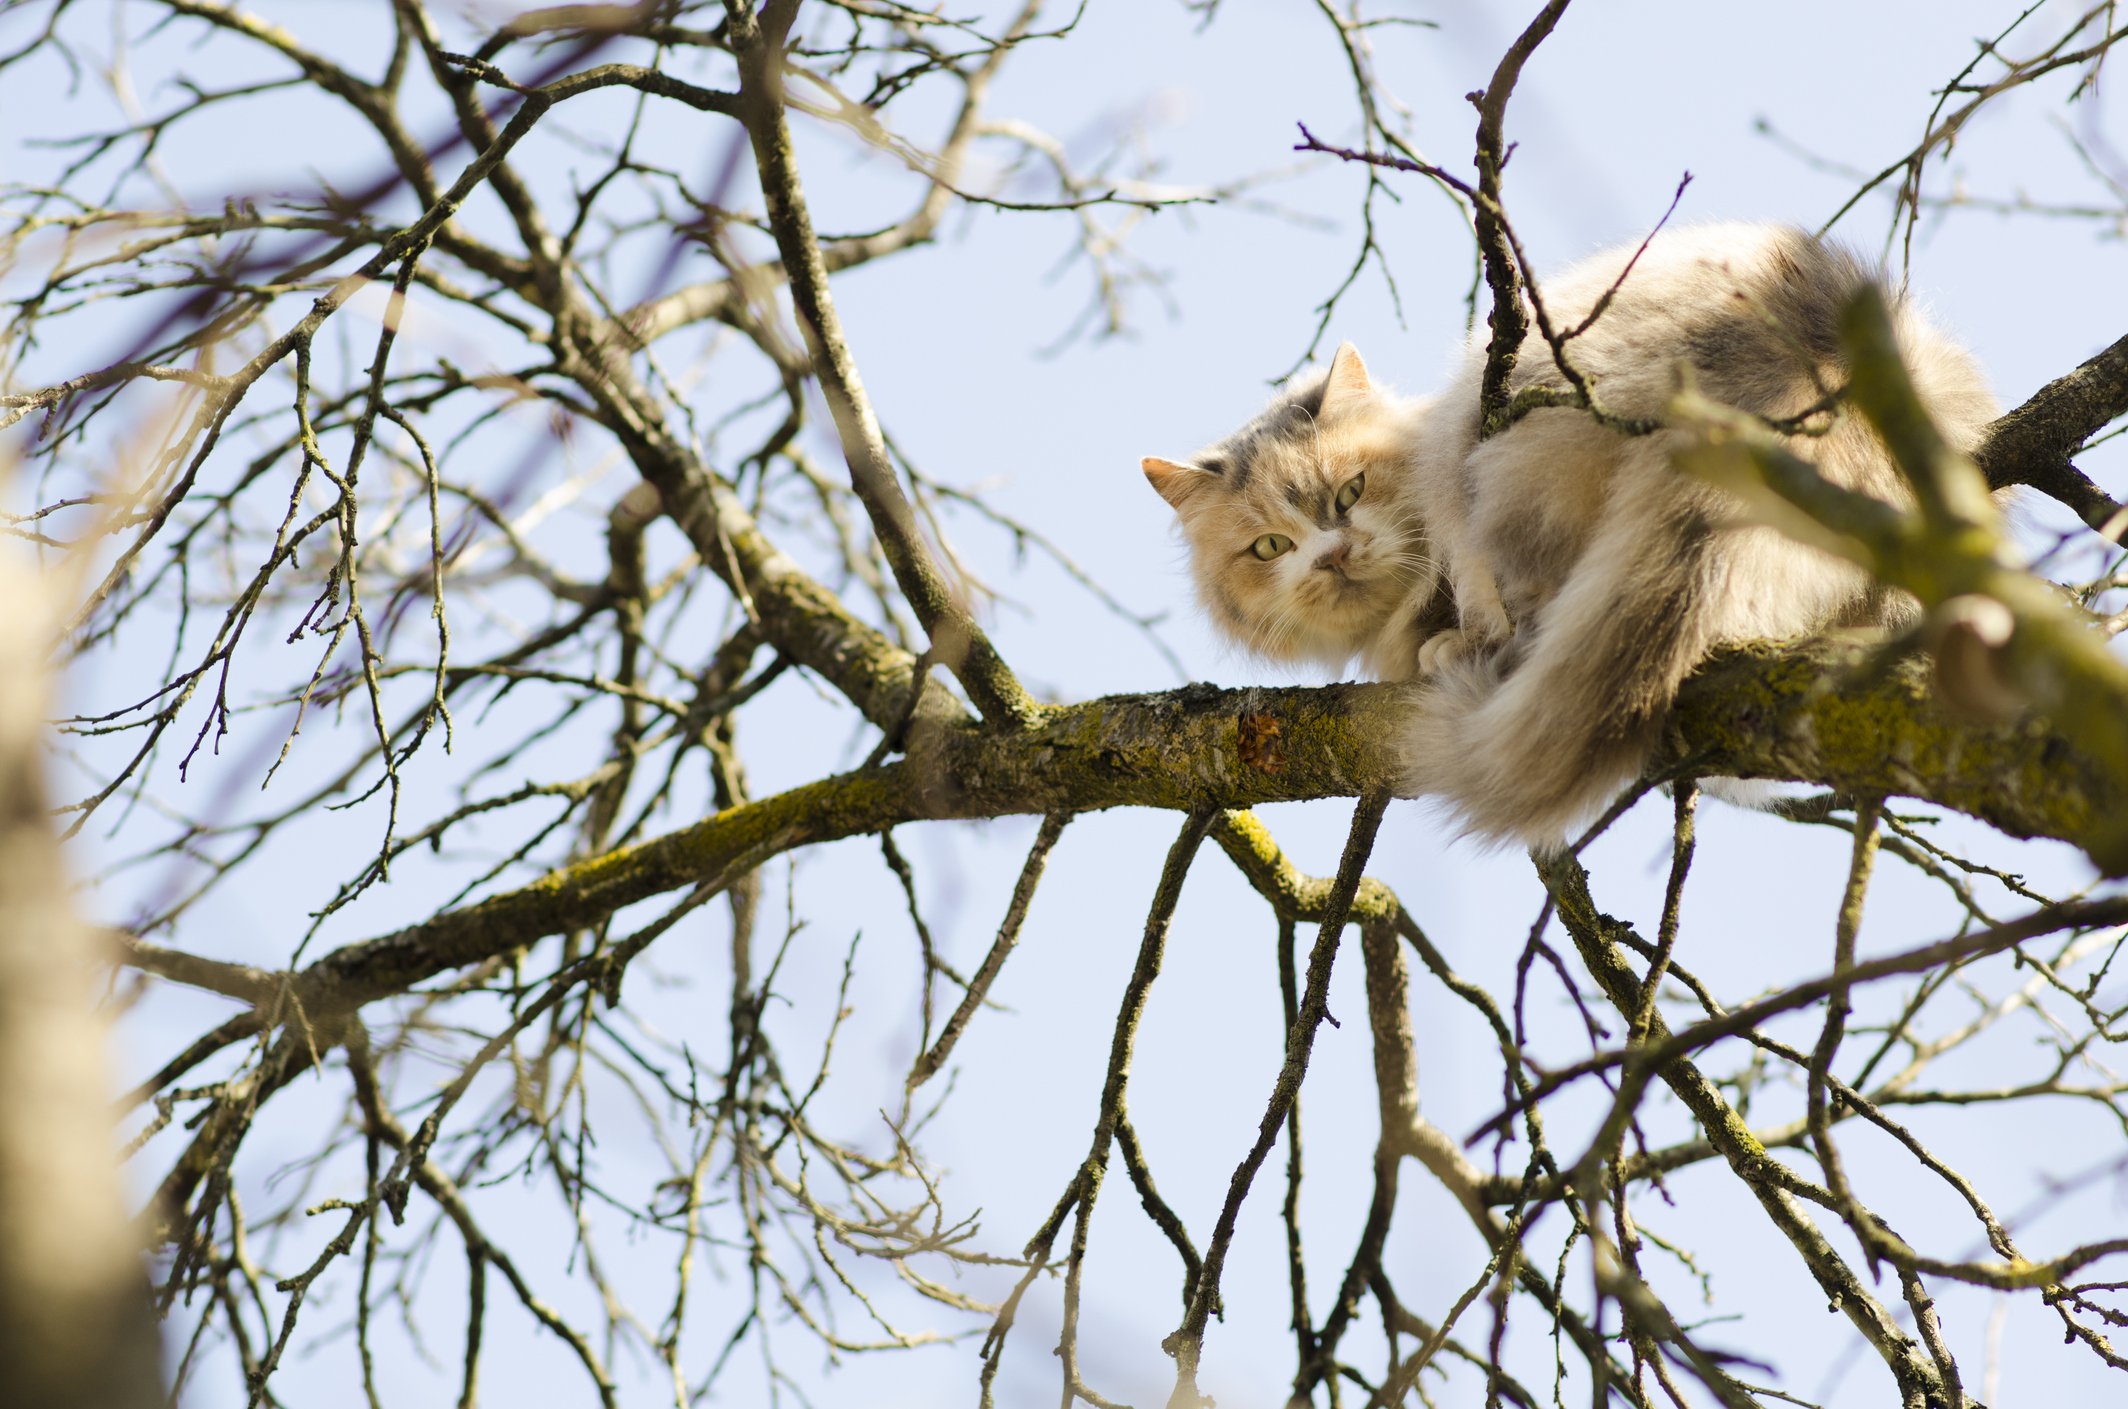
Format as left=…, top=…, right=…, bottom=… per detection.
left=1142, top=223, right=1999, bottom=843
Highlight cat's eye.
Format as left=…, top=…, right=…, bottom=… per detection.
left=1251, top=534, right=1294, bottom=561
left=1336, top=474, right=1365, bottom=512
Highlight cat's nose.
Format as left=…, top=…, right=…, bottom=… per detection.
left=1315, top=543, right=1350, bottom=574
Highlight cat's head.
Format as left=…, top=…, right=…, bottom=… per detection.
left=1142, top=344, right=1430, bottom=670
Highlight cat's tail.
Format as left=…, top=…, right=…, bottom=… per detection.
left=1401, top=465, right=1732, bottom=847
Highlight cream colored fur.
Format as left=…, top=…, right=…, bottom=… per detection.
left=1144, top=223, right=1998, bottom=844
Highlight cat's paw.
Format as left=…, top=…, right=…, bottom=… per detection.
left=1416, top=629, right=1476, bottom=676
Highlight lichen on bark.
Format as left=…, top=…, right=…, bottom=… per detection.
left=258, top=637, right=2118, bottom=1031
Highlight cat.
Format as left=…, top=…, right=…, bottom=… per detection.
left=1141, top=222, right=1999, bottom=844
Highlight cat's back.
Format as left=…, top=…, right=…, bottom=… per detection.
left=1517, top=222, right=1869, bottom=421
left=1439, top=221, right=1994, bottom=479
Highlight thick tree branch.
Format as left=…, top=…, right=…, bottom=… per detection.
left=1977, top=331, right=2128, bottom=469
left=127, top=640, right=2121, bottom=1023
left=117, top=936, right=282, bottom=1007
left=1664, top=638, right=2116, bottom=857
left=551, top=307, right=955, bottom=733
left=1972, top=331, right=2128, bottom=539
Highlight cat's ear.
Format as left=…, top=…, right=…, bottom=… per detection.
left=1320, top=342, right=1372, bottom=416
left=1142, top=456, right=1213, bottom=510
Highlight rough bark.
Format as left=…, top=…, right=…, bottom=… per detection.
left=1973, top=332, right=2128, bottom=538
left=122, top=638, right=2117, bottom=1038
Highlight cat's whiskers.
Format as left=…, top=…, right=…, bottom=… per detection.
left=1258, top=593, right=1314, bottom=651
left=1379, top=548, right=1441, bottom=584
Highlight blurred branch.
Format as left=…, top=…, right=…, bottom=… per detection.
left=1675, top=287, right=2128, bottom=869
left=0, top=554, right=163, bottom=1409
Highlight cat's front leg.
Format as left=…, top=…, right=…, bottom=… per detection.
left=1450, top=557, right=1514, bottom=646
left=1414, top=556, right=1512, bottom=675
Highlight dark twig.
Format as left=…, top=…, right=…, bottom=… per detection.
left=1972, top=332, right=2128, bottom=540
left=1164, top=789, right=1392, bottom=1408
left=905, top=813, right=1071, bottom=1091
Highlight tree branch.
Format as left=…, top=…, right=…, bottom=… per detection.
left=1972, top=331, right=2128, bottom=539
left=1537, top=852, right=1951, bottom=1406
left=728, top=12, right=1037, bottom=728
left=1470, top=0, right=1572, bottom=439
left=1675, top=289, right=2128, bottom=869
left=122, top=636, right=2119, bottom=1020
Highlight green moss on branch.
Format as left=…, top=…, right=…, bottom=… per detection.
left=257, top=652, right=2118, bottom=1020
left=1669, top=638, right=2115, bottom=856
